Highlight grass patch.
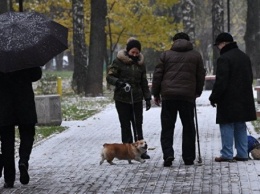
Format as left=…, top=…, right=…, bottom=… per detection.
left=35, top=126, right=68, bottom=141
left=31, top=96, right=112, bottom=142
left=15, top=126, right=68, bottom=147
left=61, top=96, right=113, bottom=121
left=43, top=70, right=73, bottom=79
left=31, top=70, right=114, bottom=143
left=31, top=94, right=113, bottom=144
left=252, top=119, right=260, bottom=134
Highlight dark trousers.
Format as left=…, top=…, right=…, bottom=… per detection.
left=18, top=124, right=35, bottom=166
left=161, top=100, right=196, bottom=162
left=0, top=124, right=35, bottom=182
left=115, top=101, right=143, bottom=143
left=0, top=126, right=15, bottom=183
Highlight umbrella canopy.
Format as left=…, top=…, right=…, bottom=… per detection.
left=0, top=11, right=68, bottom=73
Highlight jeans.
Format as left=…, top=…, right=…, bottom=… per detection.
left=160, top=100, right=196, bottom=162
left=219, top=122, right=248, bottom=159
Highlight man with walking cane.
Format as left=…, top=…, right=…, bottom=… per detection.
left=106, top=38, right=151, bottom=159
left=152, top=32, right=205, bottom=167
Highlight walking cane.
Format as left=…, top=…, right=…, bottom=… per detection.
left=124, top=83, right=139, bottom=141
left=194, top=102, right=202, bottom=163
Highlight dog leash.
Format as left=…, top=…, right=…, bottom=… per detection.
left=124, top=83, right=139, bottom=141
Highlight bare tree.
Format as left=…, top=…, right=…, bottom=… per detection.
left=85, top=0, right=107, bottom=96
left=212, top=0, right=224, bottom=74
left=72, top=0, right=88, bottom=94
left=245, top=0, right=260, bottom=78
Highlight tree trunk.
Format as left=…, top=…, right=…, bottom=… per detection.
left=66, top=51, right=74, bottom=70
left=0, top=0, right=8, bottom=13
left=72, top=0, right=88, bottom=94
left=245, top=0, right=260, bottom=78
left=181, top=0, right=196, bottom=42
left=193, top=0, right=213, bottom=75
left=85, top=0, right=107, bottom=96
left=55, top=52, right=64, bottom=71
left=212, top=0, right=224, bottom=74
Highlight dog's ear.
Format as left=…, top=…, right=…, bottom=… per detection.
left=133, top=142, right=138, bottom=147
left=140, top=140, right=146, bottom=144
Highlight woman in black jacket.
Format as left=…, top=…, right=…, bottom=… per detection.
left=0, top=67, right=42, bottom=188
left=107, top=39, right=151, bottom=159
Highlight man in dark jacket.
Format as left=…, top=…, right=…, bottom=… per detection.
left=152, top=32, right=205, bottom=167
left=209, top=32, right=256, bottom=162
left=0, top=67, right=42, bottom=188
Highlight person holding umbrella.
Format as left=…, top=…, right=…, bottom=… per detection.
left=0, top=67, right=42, bottom=188
left=106, top=38, right=151, bottom=159
left=0, top=11, right=68, bottom=188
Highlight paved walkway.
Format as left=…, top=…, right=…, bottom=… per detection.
left=0, top=91, right=260, bottom=194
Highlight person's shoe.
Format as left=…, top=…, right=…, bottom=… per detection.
left=163, top=156, right=174, bottom=167
left=19, top=163, right=30, bottom=185
left=233, top=157, right=248, bottom=161
left=215, top=157, right=235, bottom=162
left=184, top=160, right=194, bottom=165
left=4, top=182, right=14, bottom=188
left=141, top=153, right=150, bottom=159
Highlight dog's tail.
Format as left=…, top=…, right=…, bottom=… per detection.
left=100, top=146, right=106, bottom=165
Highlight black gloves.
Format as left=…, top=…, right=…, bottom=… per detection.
left=115, top=80, right=126, bottom=88
left=146, top=100, right=151, bottom=111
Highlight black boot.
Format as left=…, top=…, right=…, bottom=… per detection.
left=141, top=152, right=150, bottom=159
left=163, top=156, right=174, bottom=167
left=4, top=181, right=14, bottom=188
left=19, top=163, right=29, bottom=185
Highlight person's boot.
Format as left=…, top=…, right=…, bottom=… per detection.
left=19, top=163, right=29, bottom=185
left=163, top=156, right=174, bottom=167
left=4, top=181, right=14, bottom=188
left=141, top=152, right=150, bottom=159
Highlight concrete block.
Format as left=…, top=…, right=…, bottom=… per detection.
left=35, top=95, right=62, bottom=126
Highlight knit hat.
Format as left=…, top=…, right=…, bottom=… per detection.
left=214, top=32, right=234, bottom=45
left=127, top=37, right=137, bottom=43
left=126, top=39, right=141, bottom=52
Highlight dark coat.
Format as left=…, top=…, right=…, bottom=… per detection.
left=106, top=50, right=151, bottom=103
left=209, top=42, right=256, bottom=124
left=152, top=39, right=205, bottom=103
left=0, top=67, right=42, bottom=126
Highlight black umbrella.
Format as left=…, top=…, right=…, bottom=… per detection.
left=0, top=11, right=68, bottom=73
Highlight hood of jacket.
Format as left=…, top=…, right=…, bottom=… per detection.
left=170, top=39, right=193, bottom=52
left=117, top=50, right=144, bottom=65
